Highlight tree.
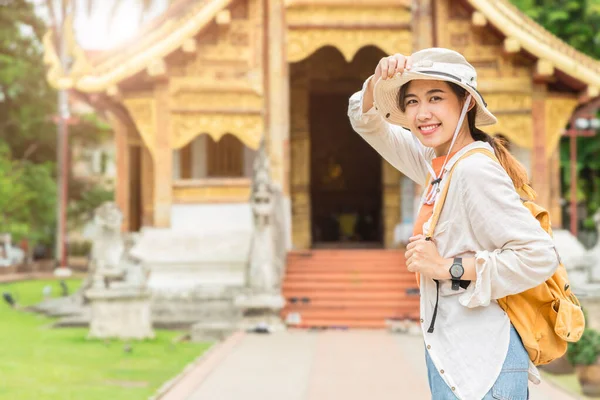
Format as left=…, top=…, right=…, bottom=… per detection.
left=0, top=0, right=58, bottom=246
left=0, top=143, right=56, bottom=244
left=511, top=0, right=600, bottom=232
left=511, top=0, right=600, bottom=59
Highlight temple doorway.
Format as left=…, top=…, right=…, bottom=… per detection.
left=309, top=91, right=383, bottom=248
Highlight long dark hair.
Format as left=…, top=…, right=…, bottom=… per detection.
left=397, top=81, right=535, bottom=200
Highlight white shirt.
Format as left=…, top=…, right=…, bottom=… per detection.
left=348, top=78, right=559, bottom=400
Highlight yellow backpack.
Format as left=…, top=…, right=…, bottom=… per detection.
left=426, top=148, right=585, bottom=366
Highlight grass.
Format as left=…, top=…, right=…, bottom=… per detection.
left=541, top=370, right=593, bottom=400
left=0, top=279, right=212, bottom=400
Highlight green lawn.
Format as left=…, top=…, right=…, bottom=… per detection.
left=0, top=279, right=212, bottom=400
left=541, top=370, right=593, bottom=399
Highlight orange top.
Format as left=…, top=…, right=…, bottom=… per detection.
left=412, top=152, right=457, bottom=287
left=412, top=152, right=457, bottom=237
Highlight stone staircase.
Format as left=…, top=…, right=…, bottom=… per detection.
left=281, top=249, right=420, bottom=329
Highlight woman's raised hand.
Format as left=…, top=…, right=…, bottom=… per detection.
left=373, top=54, right=412, bottom=82
left=361, top=53, right=412, bottom=113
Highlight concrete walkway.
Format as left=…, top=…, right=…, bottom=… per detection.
left=160, top=330, right=583, bottom=400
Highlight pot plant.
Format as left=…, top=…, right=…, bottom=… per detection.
left=567, top=328, right=600, bottom=397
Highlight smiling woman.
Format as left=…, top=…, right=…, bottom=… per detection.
left=348, top=47, right=561, bottom=400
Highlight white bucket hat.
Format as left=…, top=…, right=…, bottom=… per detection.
left=373, top=48, right=497, bottom=128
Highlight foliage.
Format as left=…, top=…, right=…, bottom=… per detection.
left=567, top=328, right=600, bottom=365
left=0, top=142, right=56, bottom=244
left=511, top=0, right=600, bottom=231
left=68, top=183, right=114, bottom=230
left=511, top=0, right=600, bottom=60
left=0, top=279, right=212, bottom=400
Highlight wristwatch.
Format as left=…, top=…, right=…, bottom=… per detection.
left=449, top=257, right=464, bottom=290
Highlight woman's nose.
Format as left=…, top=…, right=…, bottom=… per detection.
left=417, top=107, right=432, bottom=121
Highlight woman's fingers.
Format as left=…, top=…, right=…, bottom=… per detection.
left=379, top=57, right=389, bottom=80
left=387, top=57, right=397, bottom=78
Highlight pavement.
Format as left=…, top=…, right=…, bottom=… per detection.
left=158, top=329, right=583, bottom=400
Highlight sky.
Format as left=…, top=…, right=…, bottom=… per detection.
left=31, top=0, right=170, bottom=50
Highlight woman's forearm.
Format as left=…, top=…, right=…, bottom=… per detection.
left=362, top=76, right=375, bottom=113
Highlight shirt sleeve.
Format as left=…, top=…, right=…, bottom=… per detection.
left=456, top=155, right=560, bottom=308
left=347, top=76, right=433, bottom=186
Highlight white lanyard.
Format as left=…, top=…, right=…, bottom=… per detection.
left=413, top=95, right=472, bottom=205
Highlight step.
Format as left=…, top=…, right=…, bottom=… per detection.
left=288, top=317, right=420, bottom=329
left=282, top=281, right=418, bottom=291
left=282, top=308, right=419, bottom=320
left=281, top=290, right=419, bottom=301
left=282, top=298, right=420, bottom=309
left=292, top=320, right=389, bottom=329
left=283, top=272, right=415, bottom=283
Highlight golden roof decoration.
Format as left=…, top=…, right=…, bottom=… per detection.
left=44, top=0, right=232, bottom=92
left=467, top=0, right=600, bottom=91
left=43, top=0, right=600, bottom=95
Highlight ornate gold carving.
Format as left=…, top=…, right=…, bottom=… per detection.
left=287, top=6, right=410, bottom=25
left=169, top=76, right=263, bottom=96
left=195, top=21, right=253, bottom=61
left=216, top=9, right=232, bottom=25
left=147, top=59, right=167, bottom=77
left=488, top=113, right=533, bottom=149
left=484, top=93, right=532, bottom=112
left=466, top=0, right=600, bottom=87
left=290, top=79, right=311, bottom=249
left=49, top=0, right=236, bottom=92
left=182, top=38, right=197, bottom=54
left=173, top=181, right=251, bottom=203
left=504, top=37, right=521, bottom=53
left=545, top=96, right=577, bottom=157
left=383, top=161, right=401, bottom=249
left=123, top=96, right=157, bottom=157
left=43, top=15, right=92, bottom=90
left=170, top=91, right=263, bottom=111
left=171, top=112, right=263, bottom=151
left=288, top=29, right=412, bottom=63
left=472, top=11, right=487, bottom=26
left=536, top=59, right=554, bottom=77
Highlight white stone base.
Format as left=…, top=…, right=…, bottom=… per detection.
left=86, top=288, right=155, bottom=340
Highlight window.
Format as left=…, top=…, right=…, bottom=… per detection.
left=207, top=134, right=244, bottom=177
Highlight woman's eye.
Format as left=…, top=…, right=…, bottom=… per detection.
left=405, top=99, right=417, bottom=106
left=430, top=96, right=443, bottom=102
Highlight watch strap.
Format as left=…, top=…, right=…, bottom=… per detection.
left=450, top=257, right=463, bottom=291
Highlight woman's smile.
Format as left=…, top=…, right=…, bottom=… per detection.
left=418, top=123, right=441, bottom=136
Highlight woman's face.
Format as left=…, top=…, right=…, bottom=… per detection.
left=401, top=80, right=468, bottom=155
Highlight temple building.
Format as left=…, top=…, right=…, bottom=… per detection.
left=44, top=0, right=600, bottom=328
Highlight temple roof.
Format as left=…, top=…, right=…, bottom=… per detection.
left=467, top=0, right=600, bottom=94
left=44, top=0, right=600, bottom=96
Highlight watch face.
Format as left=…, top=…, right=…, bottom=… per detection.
left=450, top=263, right=464, bottom=279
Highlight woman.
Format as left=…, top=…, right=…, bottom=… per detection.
left=348, top=48, right=559, bottom=399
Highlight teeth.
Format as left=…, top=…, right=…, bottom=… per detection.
left=420, top=124, right=439, bottom=132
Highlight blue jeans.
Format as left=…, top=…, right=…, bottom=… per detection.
left=425, top=325, right=529, bottom=399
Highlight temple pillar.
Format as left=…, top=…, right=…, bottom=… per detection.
left=413, top=0, right=434, bottom=50
left=153, top=83, right=173, bottom=228
left=531, top=84, right=550, bottom=212
left=266, top=0, right=291, bottom=248
left=290, top=66, right=311, bottom=249
left=549, top=146, right=562, bottom=228
left=110, top=114, right=130, bottom=232
left=141, top=146, right=154, bottom=227
left=383, top=161, right=402, bottom=248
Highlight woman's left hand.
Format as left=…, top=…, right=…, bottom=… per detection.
left=405, top=235, right=450, bottom=280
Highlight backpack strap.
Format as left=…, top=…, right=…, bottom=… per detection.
left=423, top=148, right=497, bottom=334
left=425, top=148, right=498, bottom=239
